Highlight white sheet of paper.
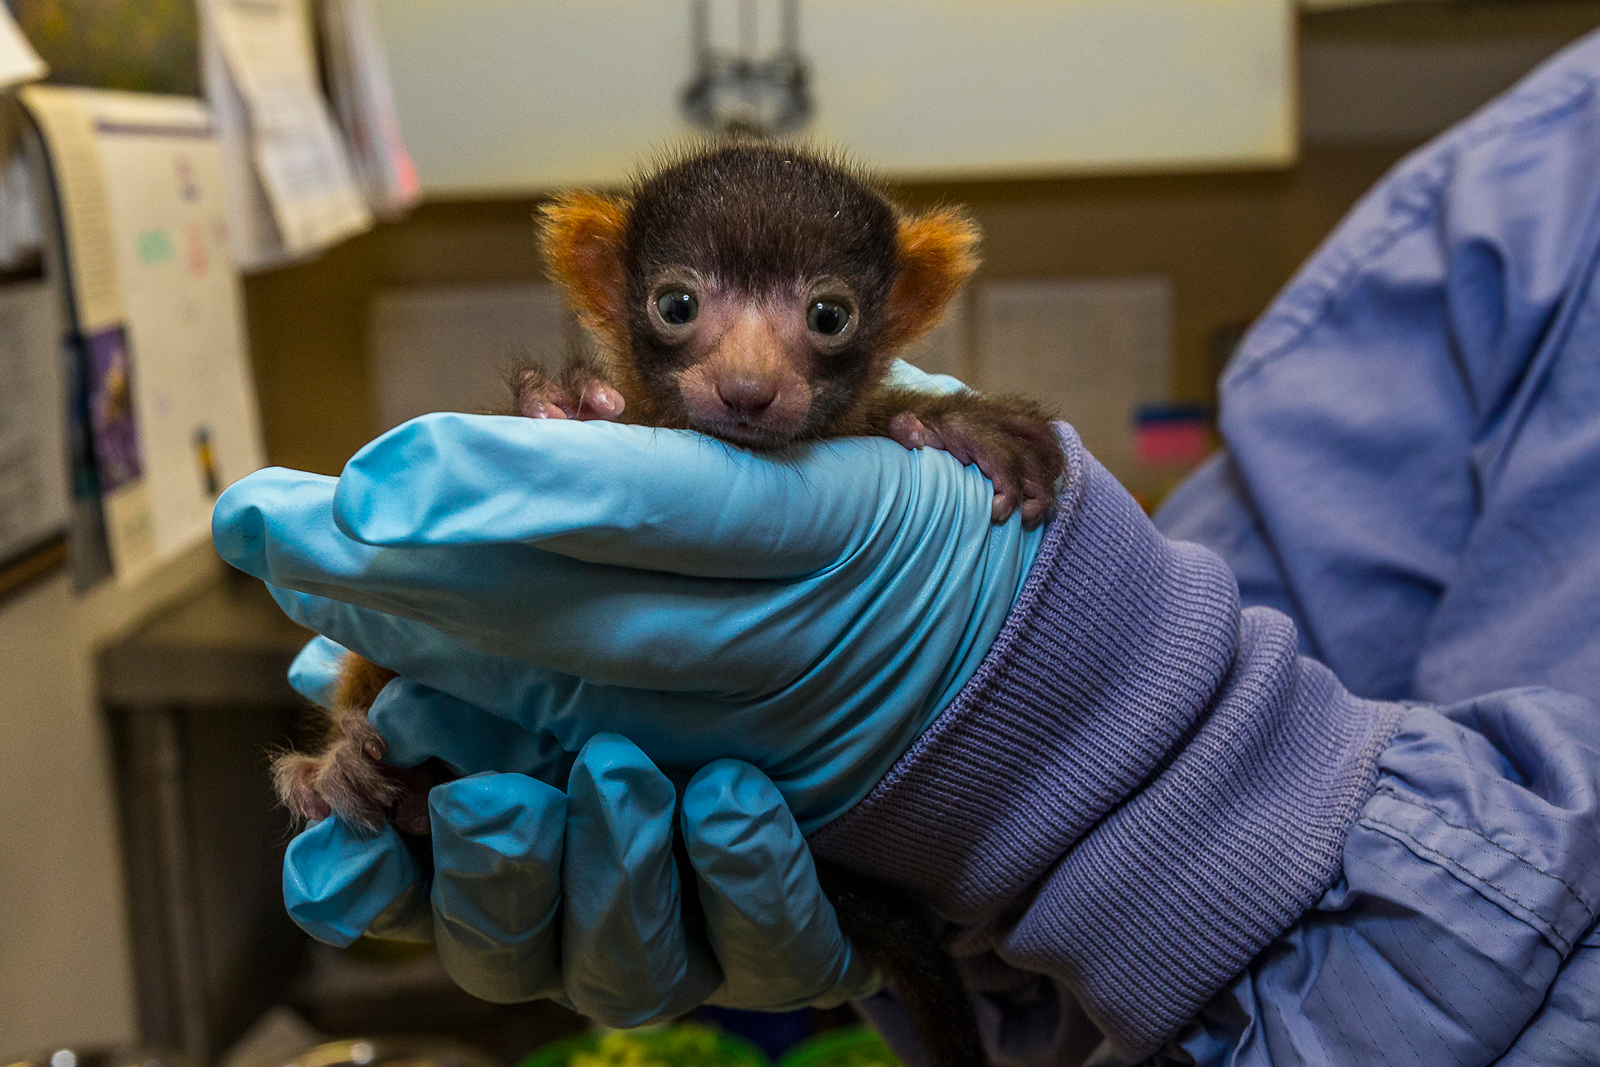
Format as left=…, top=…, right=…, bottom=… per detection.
left=976, top=277, right=1173, bottom=493
left=18, top=86, right=125, bottom=333
left=0, top=280, right=68, bottom=566
left=202, top=22, right=294, bottom=271
left=19, top=86, right=155, bottom=580
left=320, top=0, right=419, bottom=218
left=204, top=0, right=371, bottom=259
left=0, top=6, right=46, bottom=91
left=86, top=92, right=267, bottom=569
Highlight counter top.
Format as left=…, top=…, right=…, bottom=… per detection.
left=97, top=573, right=311, bottom=708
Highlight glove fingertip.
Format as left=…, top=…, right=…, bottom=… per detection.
left=210, top=477, right=270, bottom=576
left=682, top=759, right=786, bottom=846
left=288, top=635, right=351, bottom=708
left=431, top=771, right=567, bottom=857
left=283, top=818, right=419, bottom=947
left=570, top=734, right=676, bottom=813
left=212, top=468, right=342, bottom=578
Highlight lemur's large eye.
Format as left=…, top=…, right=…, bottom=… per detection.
left=656, top=291, right=698, bottom=325
left=808, top=301, right=850, bottom=337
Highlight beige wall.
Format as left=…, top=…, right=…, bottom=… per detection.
left=373, top=0, right=1295, bottom=194
left=0, top=575, right=136, bottom=1049
left=0, top=547, right=219, bottom=1051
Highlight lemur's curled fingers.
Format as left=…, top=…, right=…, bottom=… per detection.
left=891, top=410, right=1017, bottom=520
left=889, top=402, right=1063, bottom=527
left=508, top=362, right=626, bottom=422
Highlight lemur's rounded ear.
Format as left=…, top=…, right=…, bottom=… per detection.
left=881, top=207, right=980, bottom=353
left=539, top=193, right=630, bottom=347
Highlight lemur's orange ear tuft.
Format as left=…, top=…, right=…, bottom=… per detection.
left=539, top=193, right=630, bottom=347
left=881, top=208, right=980, bottom=354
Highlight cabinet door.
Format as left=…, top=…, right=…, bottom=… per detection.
left=373, top=0, right=1296, bottom=195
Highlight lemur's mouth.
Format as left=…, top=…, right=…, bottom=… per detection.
left=691, top=414, right=800, bottom=452
left=676, top=365, right=813, bottom=451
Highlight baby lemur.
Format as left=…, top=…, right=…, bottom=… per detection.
left=275, top=143, right=1064, bottom=1067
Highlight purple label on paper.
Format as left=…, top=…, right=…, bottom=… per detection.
left=87, top=326, right=143, bottom=492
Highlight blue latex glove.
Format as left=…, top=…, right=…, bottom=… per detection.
left=215, top=365, right=1045, bottom=831
left=282, top=635, right=878, bottom=1019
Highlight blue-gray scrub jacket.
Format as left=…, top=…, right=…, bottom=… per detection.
left=1145, top=27, right=1600, bottom=1067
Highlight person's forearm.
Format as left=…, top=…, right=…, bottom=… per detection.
left=810, top=429, right=1404, bottom=1062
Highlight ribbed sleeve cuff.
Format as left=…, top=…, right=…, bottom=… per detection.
left=810, top=427, right=1403, bottom=1059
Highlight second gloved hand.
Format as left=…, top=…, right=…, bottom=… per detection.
left=283, top=637, right=877, bottom=1017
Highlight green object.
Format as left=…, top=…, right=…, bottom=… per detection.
left=520, top=1023, right=770, bottom=1067
left=777, top=1027, right=902, bottom=1067
left=136, top=230, right=174, bottom=264
left=11, top=0, right=200, bottom=95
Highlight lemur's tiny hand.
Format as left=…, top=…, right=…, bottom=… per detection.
left=508, top=359, right=626, bottom=422
left=882, top=390, right=1065, bottom=528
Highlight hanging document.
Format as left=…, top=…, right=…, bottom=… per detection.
left=19, top=86, right=266, bottom=586
left=320, top=0, right=420, bottom=219
left=201, top=0, right=372, bottom=270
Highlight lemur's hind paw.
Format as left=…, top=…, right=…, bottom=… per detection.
left=272, top=726, right=455, bottom=837
left=272, top=652, right=461, bottom=837
left=271, top=715, right=403, bottom=835
left=508, top=358, right=626, bottom=421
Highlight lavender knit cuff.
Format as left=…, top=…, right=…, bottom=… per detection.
left=810, top=427, right=1403, bottom=1059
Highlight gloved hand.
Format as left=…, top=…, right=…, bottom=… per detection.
left=222, top=360, right=1046, bottom=1019
left=215, top=363, right=1047, bottom=831
left=282, top=635, right=879, bottom=1021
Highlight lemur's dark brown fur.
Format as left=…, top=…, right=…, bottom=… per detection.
left=275, top=143, right=1064, bottom=1067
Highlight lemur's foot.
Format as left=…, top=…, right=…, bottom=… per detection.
left=272, top=712, right=404, bottom=835
left=889, top=396, right=1064, bottom=527
left=508, top=358, right=626, bottom=421
left=272, top=715, right=457, bottom=836
left=271, top=655, right=456, bottom=837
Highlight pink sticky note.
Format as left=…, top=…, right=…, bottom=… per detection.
left=1136, top=420, right=1209, bottom=466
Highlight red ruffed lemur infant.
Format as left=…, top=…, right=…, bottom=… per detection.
left=275, top=143, right=1065, bottom=1067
